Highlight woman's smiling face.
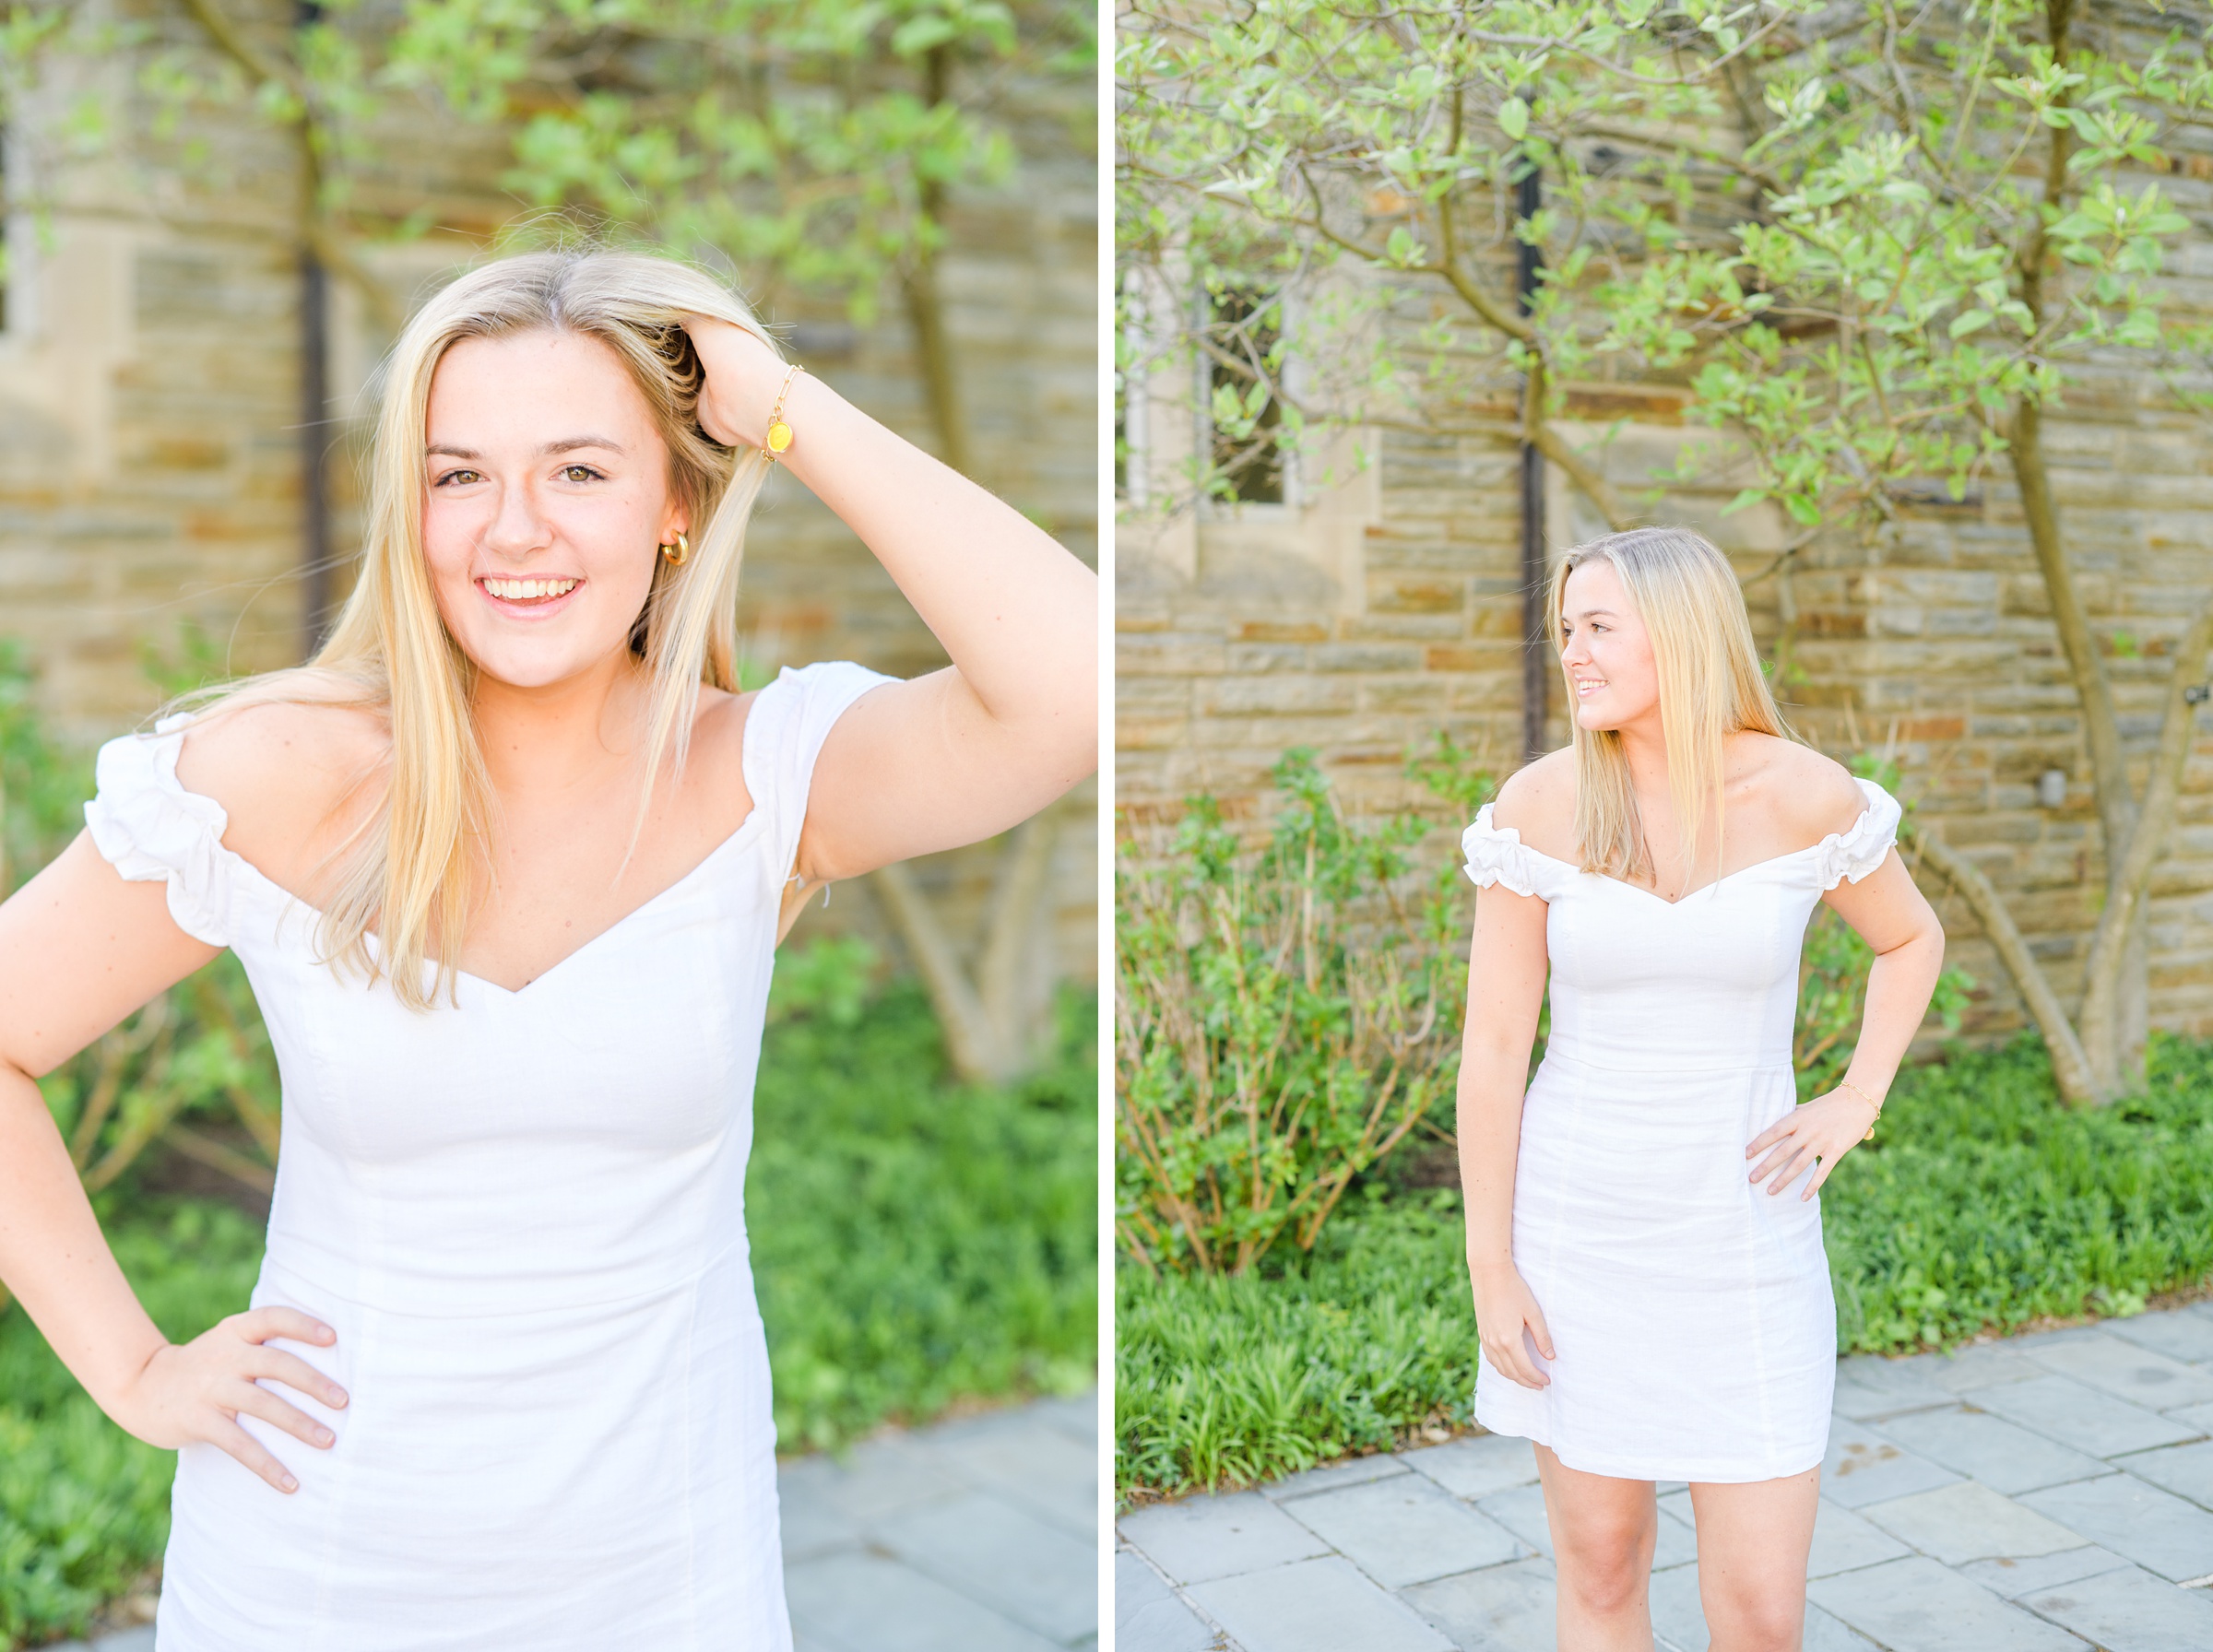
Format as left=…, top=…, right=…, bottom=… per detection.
left=420, top=328, right=688, bottom=690
left=1559, top=558, right=1661, bottom=733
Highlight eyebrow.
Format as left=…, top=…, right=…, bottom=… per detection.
left=424, top=436, right=628, bottom=460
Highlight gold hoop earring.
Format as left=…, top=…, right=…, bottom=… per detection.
left=660, top=531, right=690, bottom=567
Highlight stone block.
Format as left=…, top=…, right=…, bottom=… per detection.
left=1807, top=1496, right=1914, bottom=1577
left=1974, top=1375, right=2203, bottom=1458
left=1401, top=1555, right=1557, bottom=1652
left=1806, top=1555, right=2090, bottom=1652
left=1282, top=1474, right=1527, bottom=1588
left=1957, top=1545, right=2131, bottom=1599
left=2018, top=1472, right=2213, bottom=1582
left=1473, top=1481, right=1556, bottom=1558
left=1857, top=1481, right=2089, bottom=1566
left=1186, top=1556, right=1457, bottom=1652
left=1260, top=1455, right=1409, bottom=1502
left=1830, top=1356, right=1957, bottom=1422
left=875, top=1489, right=1095, bottom=1644
left=2019, top=1331, right=2213, bottom=1411
left=784, top=1549, right=1061, bottom=1652
left=1819, top=1418, right=1963, bottom=1508
left=1118, top=1491, right=1333, bottom=1586
left=2021, top=1564, right=2213, bottom=1652
left=923, top=1407, right=1096, bottom=1540
left=1875, top=1404, right=2112, bottom=1495
left=1399, top=1434, right=1542, bottom=1501
left=1116, top=1551, right=1221, bottom=1652
left=2105, top=1312, right=2213, bottom=1366
left=2108, top=1439, right=2213, bottom=1515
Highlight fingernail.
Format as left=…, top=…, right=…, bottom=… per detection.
left=281, top=1474, right=298, bottom=1492
left=316, top=1427, right=334, bottom=1445
left=331, top=1388, right=348, bottom=1406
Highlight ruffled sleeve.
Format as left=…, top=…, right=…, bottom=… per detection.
left=1462, top=803, right=1544, bottom=899
left=740, top=660, right=900, bottom=885
left=1817, top=778, right=1903, bottom=891
left=81, top=712, right=234, bottom=948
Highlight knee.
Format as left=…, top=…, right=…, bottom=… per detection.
left=1710, top=1588, right=1802, bottom=1652
left=1557, top=1524, right=1653, bottom=1617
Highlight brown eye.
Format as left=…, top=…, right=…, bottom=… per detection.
left=562, top=464, right=600, bottom=483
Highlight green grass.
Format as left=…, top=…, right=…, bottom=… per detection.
left=1117, top=1031, right=2213, bottom=1500
left=0, top=962, right=1096, bottom=1648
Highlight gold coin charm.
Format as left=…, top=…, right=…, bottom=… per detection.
left=766, top=420, right=793, bottom=454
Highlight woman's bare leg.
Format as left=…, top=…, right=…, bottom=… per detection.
left=1686, top=1466, right=1820, bottom=1652
left=1534, top=1442, right=1659, bottom=1651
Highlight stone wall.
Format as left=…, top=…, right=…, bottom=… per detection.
left=0, top=4, right=1098, bottom=994
left=1117, top=166, right=2213, bottom=1053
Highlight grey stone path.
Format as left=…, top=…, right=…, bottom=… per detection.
left=1118, top=1306, right=2213, bottom=1652
left=43, top=1390, right=1098, bottom=1652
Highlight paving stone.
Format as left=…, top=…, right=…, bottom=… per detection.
left=876, top=1488, right=1095, bottom=1644
left=1806, top=1554, right=2090, bottom=1651
left=1281, top=1472, right=1527, bottom=1588
left=1807, top=1496, right=1913, bottom=1577
left=1658, top=1487, right=1693, bottom=1524
left=1902, top=1343, right=2048, bottom=1394
left=1188, top=1556, right=1457, bottom=1652
left=1648, top=1559, right=1709, bottom=1650
left=1819, top=1417, right=1962, bottom=1508
left=1119, top=1491, right=1333, bottom=1586
left=1651, top=1504, right=1698, bottom=1570
left=2019, top=1472, right=2213, bottom=1583
left=1117, top=1550, right=1222, bottom=1652
left=1033, top=1390, right=1099, bottom=1446
left=1260, top=1454, right=1408, bottom=1502
left=785, top=1550, right=1061, bottom=1652
left=925, top=1407, right=1097, bottom=1540
left=2167, top=1400, right=2213, bottom=1434
left=1400, top=1434, right=1542, bottom=1501
left=1473, top=1481, right=1556, bottom=1559
left=1973, top=1375, right=2202, bottom=1457
left=1401, top=1556, right=1558, bottom=1652
left=2105, top=1312, right=2213, bottom=1366
left=778, top=1472, right=870, bottom=1562
left=2112, top=1438, right=2213, bottom=1512
left=2021, top=1331, right=2213, bottom=1411
left=2020, top=1563, right=2213, bottom=1652
left=782, top=1433, right=966, bottom=1526
left=1959, top=1545, right=2132, bottom=1599
left=1857, top=1481, right=2089, bottom=1567
left=40, top=1634, right=157, bottom=1652
left=1831, top=1356, right=1957, bottom=1421
left=1875, top=1403, right=2112, bottom=1494
left=1803, top=1605, right=1886, bottom=1652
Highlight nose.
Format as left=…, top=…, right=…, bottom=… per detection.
left=480, top=475, right=552, bottom=561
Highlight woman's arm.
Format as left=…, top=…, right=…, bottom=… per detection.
left=1747, top=848, right=1947, bottom=1198
left=683, top=317, right=1097, bottom=882
left=0, top=833, right=346, bottom=1492
left=1457, top=850, right=1556, bottom=1391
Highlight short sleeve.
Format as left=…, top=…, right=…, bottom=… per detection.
left=1462, top=803, right=1544, bottom=899
left=81, top=712, right=234, bottom=948
left=741, top=660, right=899, bottom=883
left=1817, top=778, right=1903, bottom=891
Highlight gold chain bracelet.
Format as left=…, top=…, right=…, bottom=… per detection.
left=763, top=363, right=804, bottom=463
left=1837, top=1078, right=1884, bottom=1141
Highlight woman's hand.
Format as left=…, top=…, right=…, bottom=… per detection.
left=1746, top=1087, right=1881, bottom=1201
left=106, top=1307, right=348, bottom=1494
left=1472, top=1264, right=1556, bottom=1391
left=680, top=313, right=787, bottom=452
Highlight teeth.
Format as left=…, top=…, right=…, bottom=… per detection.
left=482, top=577, right=579, bottom=601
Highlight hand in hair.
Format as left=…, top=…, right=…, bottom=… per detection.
left=678, top=313, right=788, bottom=453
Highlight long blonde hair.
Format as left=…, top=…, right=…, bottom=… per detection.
left=1548, top=526, right=1793, bottom=888
left=168, top=248, right=782, bottom=1009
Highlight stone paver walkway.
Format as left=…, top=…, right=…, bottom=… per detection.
left=42, top=1389, right=1098, bottom=1652
left=1118, top=1306, right=2213, bottom=1652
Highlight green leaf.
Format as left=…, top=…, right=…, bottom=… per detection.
left=1948, top=309, right=1995, bottom=338
left=1497, top=97, right=1529, bottom=142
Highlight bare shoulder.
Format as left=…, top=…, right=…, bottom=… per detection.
left=1489, top=748, right=1578, bottom=861
left=1736, top=735, right=1866, bottom=845
left=172, top=678, right=389, bottom=885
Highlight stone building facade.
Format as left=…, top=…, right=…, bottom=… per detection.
left=0, top=5, right=1098, bottom=1000
left=1117, top=169, right=2213, bottom=1054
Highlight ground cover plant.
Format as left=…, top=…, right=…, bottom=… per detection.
left=0, top=935, right=1095, bottom=1646
left=1117, top=1031, right=2213, bottom=1501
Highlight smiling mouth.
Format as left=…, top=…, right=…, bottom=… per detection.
left=1574, top=677, right=1607, bottom=697
left=478, top=575, right=582, bottom=608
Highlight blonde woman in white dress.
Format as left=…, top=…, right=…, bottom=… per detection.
left=1457, top=528, right=1946, bottom=1652
left=0, top=250, right=1095, bottom=1648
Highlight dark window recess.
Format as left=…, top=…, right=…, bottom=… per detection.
left=1208, top=288, right=1284, bottom=504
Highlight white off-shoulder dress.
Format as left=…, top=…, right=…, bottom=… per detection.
left=1460, top=778, right=1901, bottom=1483
left=82, top=659, right=893, bottom=1651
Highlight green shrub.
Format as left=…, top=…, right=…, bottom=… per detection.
left=1117, top=1032, right=2213, bottom=1498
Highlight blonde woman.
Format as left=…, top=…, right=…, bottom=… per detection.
left=0, top=249, right=1095, bottom=1648
left=1457, top=528, right=1945, bottom=1652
